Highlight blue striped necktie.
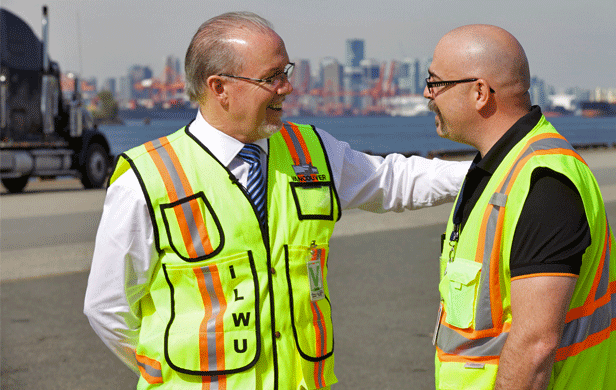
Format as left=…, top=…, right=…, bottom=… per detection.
left=238, top=144, right=266, bottom=225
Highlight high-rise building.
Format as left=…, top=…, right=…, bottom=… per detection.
left=321, top=57, right=343, bottom=106
left=360, top=58, right=381, bottom=84
left=343, top=66, right=364, bottom=109
left=128, top=65, right=153, bottom=83
left=565, top=86, right=591, bottom=102
left=103, top=78, right=116, bottom=97
left=342, top=40, right=366, bottom=110
left=359, top=59, right=382, bottom=109
left=397, top=58, right=418, bottom=94
left=417, top=57, right=431, bottom=94
left=128, top=65, right=153, bottom=100
left=118, top=76, right=131, bottom=106
left=292, top=59, right=311, bottom=94
left=530, top=76, right=548, bottom=108
left=164, top=55, right=182, bottom=83
left=592, top=87, right=616, bottom=102
left=345, top=39, right=364, bottom=67
left=174, top=57, right=182, bottom=78
left=395, top=57, right=432, bottom=95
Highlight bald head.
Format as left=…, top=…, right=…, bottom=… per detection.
left=436, top=24, right=531, bottom=107
left=426, top=25, right=533, bottom=155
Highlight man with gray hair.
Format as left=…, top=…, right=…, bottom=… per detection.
left=85, top=12, right=469, bottom=389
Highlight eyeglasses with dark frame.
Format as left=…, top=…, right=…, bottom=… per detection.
left=219, top=63, right=295, bottom=87
left=425, top=77, right=495, bottom=94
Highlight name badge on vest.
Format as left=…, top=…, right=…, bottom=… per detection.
left=306, top=241, right=325, bottom=301
left=293, top=163, right=322, bottom=182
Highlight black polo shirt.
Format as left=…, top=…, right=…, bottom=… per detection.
left=454, top=106, right=590, bottom=278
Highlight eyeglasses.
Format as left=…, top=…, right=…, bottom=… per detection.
left=425, top=77, right=495, bottom=94
left=219, top=62, right=295, bottom=88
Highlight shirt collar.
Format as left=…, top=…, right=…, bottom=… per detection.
left=187, top=110, right=270, bottom=167
left=472, top=105, right=543, bottom=175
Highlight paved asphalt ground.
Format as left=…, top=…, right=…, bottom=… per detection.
left=2, top=149, right=615, bottom=389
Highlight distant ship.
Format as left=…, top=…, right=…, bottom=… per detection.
left=543, top=106, right=575, bottom=117
left=580, top=101, right=616, bottom=117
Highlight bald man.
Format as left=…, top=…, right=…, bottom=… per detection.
left=425, top=25, right=615, bottom=390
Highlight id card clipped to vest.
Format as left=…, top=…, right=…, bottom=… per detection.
left=306, top=241, right=326, bottom=301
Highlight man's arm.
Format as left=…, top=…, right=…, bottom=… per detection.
left=494, top=275, right=576, bottom=390
left=83, top=170, right=157, bottom=373
left=316, top=128, right=471, bottom=211
left=495, top=169, right=588, bottom=389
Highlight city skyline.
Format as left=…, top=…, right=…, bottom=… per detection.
left=4, top=0, right=615, bottom=92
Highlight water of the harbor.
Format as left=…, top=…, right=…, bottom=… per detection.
left=101, top=112, right=616, bottom=158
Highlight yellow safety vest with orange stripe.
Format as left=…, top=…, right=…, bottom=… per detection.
left=110, top=122, right=341, bottom=390
left=434, top=116, right=616, bottom=390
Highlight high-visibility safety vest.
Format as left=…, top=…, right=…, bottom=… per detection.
left=110, top=122, right=341, bottom=390
left=435, top=116, right=616, bottom=390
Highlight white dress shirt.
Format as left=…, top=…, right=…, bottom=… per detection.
left=84, top=110, right=470, bottom=372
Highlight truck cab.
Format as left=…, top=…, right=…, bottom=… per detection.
left=0, top=6, right=112, bottom=193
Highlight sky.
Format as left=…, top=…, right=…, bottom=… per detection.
left=3, top=0, right=615, bottom=92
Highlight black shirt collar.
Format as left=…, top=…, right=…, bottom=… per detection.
left=470, top=105, right=543, bottom=175
left=451, top=105, right=543, bottom=232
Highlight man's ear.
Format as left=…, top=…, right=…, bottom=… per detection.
left=475, top=79, right=495, bottom=117
left=474, top=79, right=491, bottom=108
left=207, top=75, right=227, bottom=103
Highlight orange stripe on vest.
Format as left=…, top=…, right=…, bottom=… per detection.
left=146, top=138, right=214, bottom=257
left=135, top=353, right=163, bottom=384
left=556, top=316, right=616, bottom=362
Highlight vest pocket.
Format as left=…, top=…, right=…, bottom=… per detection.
left=290, top=181, right=335, bottom=220
left=284, top=245, right=334, bottom=361
left=160, top=192, right=224, bottom=262
left=437, top=360, right=498, bottom=389
left=439, top=258, right=482, bottom=329
left=162, top=251, right=260, bottom=376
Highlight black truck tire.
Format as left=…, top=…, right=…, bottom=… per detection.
left=2, top=176, right=30, bottom=193
left=80, top=143, right=109, bottom=189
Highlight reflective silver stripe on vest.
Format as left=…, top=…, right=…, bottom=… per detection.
left=137, top=360, right=162, bottom=380
left=198, top=265, right=223, bottom=374
left=560, top=291, right=616, bottom=350
left=560, top=225, right=614, bottom=350
left=151, top=138, right=208, bottom=258
left=437, top=325, right=509, bottom=356
left=474, top=197, right=502, bottom=331
left=442, top=136, right=579, bottom=356
left=282, top=123, right=309, bottom=165
left=595, top=222, right=611, bottom=301
left=474, top=137, right=575, bottom=332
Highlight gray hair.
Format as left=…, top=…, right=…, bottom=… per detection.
left=184, top=12, right=275, bottom=102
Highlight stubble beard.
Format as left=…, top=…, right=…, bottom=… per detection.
left=256, top=107, right=285, bottom=139
left=257, top=120, right=282, bottom=139
left=428, top=100, right=448, bottom=138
